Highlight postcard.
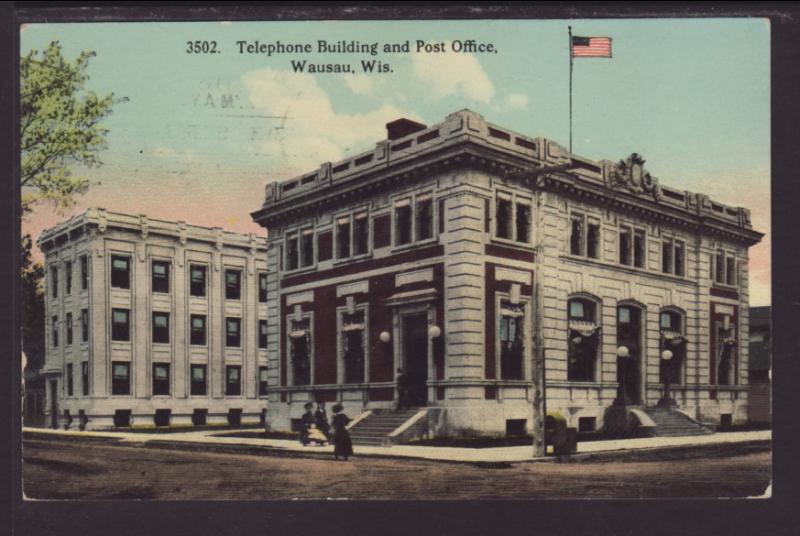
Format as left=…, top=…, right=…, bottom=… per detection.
left=18, top=13, right=771, bottom=501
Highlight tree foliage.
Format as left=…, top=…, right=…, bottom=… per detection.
left=20, top=41, right=121, bottom=214
left=21, top=234, right=45, bottom=373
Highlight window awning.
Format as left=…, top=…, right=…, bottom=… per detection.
left=661, top=330, right=683, bottom=341
left=569, top=320, right=599, bottom=336
left=501, top=303, right=525, bottom=318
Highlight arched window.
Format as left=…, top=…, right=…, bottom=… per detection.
left=660, top=308, right=686, bottom=385
left=567, top=296, right=601, bottom=382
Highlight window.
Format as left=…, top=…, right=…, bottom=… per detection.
left=354, top=213, right=369, bottom=255
left=662, top=241, right=673, bottom=274
left=496, top=195, right=513, bottom=240
left=226, top=365, right=241, bottom=396
left=259, top=320, right=268, bottom=349
left=416, top=195, right=433, bottom=241
left=111, top=362, right=130, bottom=395
left=190, top=364, right=207, bottom=396
left=726, top=256, right=736, bottom=286
left=285, top=229, right=315, bottom=270
left=341, top=310, right=365, bottom=384
left=570, top=216, right=584, bottom=255
left=80, top=255, right=89, bottom=290
left=65, top=261, right=72, bottom=294
left=152, top=312, right=170, bottom=344
left=152, top=363, right=170, bottom=395
left=65, top=313, right=73, bottom=345
left=81, top=309, right=89, bottom=342
left=66, top=364, right=74, bottom=396
left=587, top=221, right=600, bottom=259
left=619, top=227, right=632, bottom=265
left=395, top=200, right=412, bottom=245
left=111, top=309, right=130, bottom=341
left=190, top=315, right=206, bottom=346
left=570, top=213, right=600, bottom=259
left=567, top=297, right=600, bottom=382
left=499, top=302, right=525, bottom=380
left=495, top=193, right=531, bottom=243
left=301, top=230, right=314, bottom=267
left=395, top=193, right=437, bottom=247
left=286, top=232, right=299, bottom=270
left=152, top=261, right=170, bottom=293
left=189, top=265, right=207, bottom=297
left=633, top=230, right=646, bottom=268
left=225, top=269, right=241, bottom=300
left=289, top=318, right=311, bottom=386
left=662, top=239, right=686, bottom=276
left=50, top=265, right=58, bottom=298
left=660, top=310, right=686, bottom=385
left=618, top=226, right=645, bottom=268
left=674, top=241, right=685, bottom=276
left=81, top=361, right=89, bottom=396
left=712, top=249, right=736, bottom=285
left=259, top=366, right=269, bottom=396
left=226, top=317, right=241, bottom=347
left=258, top=273, right=268, bottom=302
left=336, top=217, right=351, bottom=259
left=336, top=212, right=371, bottom=259
left=51, top=316, right=59, bottom=347
left=516, top=203, right=531, bottom=243
left=715, top=250, right=725, bottom=283
left=111, top=256, right=130, bottom=289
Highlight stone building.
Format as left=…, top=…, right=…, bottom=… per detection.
left=37, top=209, right=269, bottom=429
left=250, top=109, right=763, bottom=443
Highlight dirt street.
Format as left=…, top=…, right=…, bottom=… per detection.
left=22, top=438, right=771, bottom=500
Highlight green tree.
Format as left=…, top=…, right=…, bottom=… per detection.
left=20, top=41, right=121, bottom=214
left=21, top=234, right=45, bottom=373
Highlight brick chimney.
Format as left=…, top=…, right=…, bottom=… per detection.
left=386, top=118, right=427, bottom=140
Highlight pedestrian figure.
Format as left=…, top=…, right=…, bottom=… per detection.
left=314, top=402, right=331, bottom=440
left=396, top=367, right=409, bottom=410
left=331, top=403, right=353, bottom=461
left=300, top=402, right=314, bottom=446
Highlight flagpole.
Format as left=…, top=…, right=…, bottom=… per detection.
left=568, top=25, right=573, bottom=153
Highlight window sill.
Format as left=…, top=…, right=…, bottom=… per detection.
left=561, top=255, right=695, bottom=284
left=491, top=237, right=534, bottom=250
left=282, top=265, right=317, bottom=277
left=332, top=253, right=373, bottom=266
left=391, top=237, right=438, bottom=254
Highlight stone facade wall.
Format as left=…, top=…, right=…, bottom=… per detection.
left=40, top=212, right=268, bottom=429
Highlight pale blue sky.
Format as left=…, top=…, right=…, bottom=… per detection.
left=21, top=18, right=771, bottom=304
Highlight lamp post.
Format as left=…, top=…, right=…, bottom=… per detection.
left=659, top=349, right=674, bottom=408
left=614, top=345, right=630, bottom=406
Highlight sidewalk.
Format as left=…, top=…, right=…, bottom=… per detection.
left=23, top=427, right=771, bottom=463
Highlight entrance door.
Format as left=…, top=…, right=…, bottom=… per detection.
left=402, top=313, right=429, bottom=406
left=616, top=306, right=642, bottom=405
left=49, top=380, right=58, bottom=429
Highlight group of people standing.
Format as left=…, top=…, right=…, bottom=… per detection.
left=299, top=402, right=353, bottom=461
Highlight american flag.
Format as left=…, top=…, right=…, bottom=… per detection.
left=571, top=36, right=612, bottom=58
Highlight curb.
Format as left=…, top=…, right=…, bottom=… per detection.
left=23, top=430, right=770, bottom=466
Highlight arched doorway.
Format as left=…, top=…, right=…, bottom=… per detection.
left=616, top=304, right=643, bottom=405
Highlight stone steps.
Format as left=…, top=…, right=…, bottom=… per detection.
left=349, top=408, right=423, bottom=446
left=644, top=408, right=714, bottom=437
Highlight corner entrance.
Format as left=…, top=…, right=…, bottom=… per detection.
left=402, top=312, right=429, bottom=406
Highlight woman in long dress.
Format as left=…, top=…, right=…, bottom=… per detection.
left=299, top=402, right=314, bottom=446
left=331, top=404, right=353, bottom=461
